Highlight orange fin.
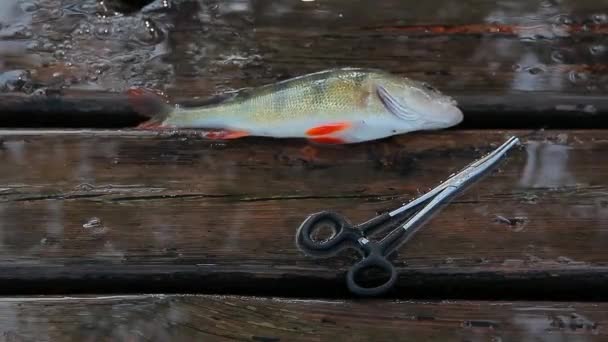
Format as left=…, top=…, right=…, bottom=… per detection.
left=126, top=87, right=172, bottom=129
left=309, top=136, right=346, bottom=144
left=136, top=120, right=165, bottom=130
left=204, top=130, right=250, bottom=140
left=306, top=122, right=351, bottom=136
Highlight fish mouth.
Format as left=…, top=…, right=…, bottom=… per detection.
left=431, top=105, right=463, bottom=126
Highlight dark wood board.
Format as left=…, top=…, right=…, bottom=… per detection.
left=4, top=90, right=608, bottom=129
left=1, top=0, right=608, bottom=127
left=1, top=129, right=608, bottom=298
left=0, top=295, right=605, bottom=341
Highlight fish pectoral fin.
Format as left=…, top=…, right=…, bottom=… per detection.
left=376, top=85, right=418, bottom=121
left=306, top=122, right=352, bottom=136
left=308, top=136, right=347, bottom=144
left=203, top=129, right=250, bottom=140
left=135, top=119, right=166, bottom=130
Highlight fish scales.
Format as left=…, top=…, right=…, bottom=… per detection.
left=237, top=69, right=374, bottom=124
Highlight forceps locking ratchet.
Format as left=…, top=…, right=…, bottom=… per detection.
left=295, top=136, right=520, bottom=296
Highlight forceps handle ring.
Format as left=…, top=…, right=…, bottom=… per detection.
left=296, top=211, right=360, bottom=255
left=346, top=247, right=398, bottom=296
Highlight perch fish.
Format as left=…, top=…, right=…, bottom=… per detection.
left=127, top=68, right=463, bottom=144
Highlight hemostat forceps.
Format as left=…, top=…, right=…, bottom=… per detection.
left=296, top=136, right=520, bottom=296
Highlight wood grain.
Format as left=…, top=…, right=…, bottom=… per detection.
left=2, top=0, right=608, bottom=127
left=1, top=129, right=608, bottom=298
left=0, top=295, right=605, bottom=341
left=4, top=90, right=608, bottom=129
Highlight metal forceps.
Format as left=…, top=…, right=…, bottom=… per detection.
left=296, top=136, right=520, bottom=296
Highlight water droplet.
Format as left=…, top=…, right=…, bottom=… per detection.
left=0, top=70, right=31, bottom=92
left=141, top=0, right=170, bottom=13
left=592, top=13, right=608, bottom=24
left=42, top=42, right=54, bottom=51
left=96, top=25, right=111, bottom=37
left=83, top=217, right=107, bottom=235
left=526, top=66, right=545, bottom=75
left=75, top=183, right=95, bottom=191
left=586, top=84, right=598, bottom=91
left=32, top=88, right=46, bottom=96
left=20, top=1, right=39, bottom=12
left=53, top=50, right=65, bottom=59
left=568, top=70, right=588, bottom=83
left=134, top=18, right=165, bottom=44
left=83, top=217, right=102, bottom=229
left=550, top=51, right=564, bottom=63
left=540, top=0, right=556, bottom=8
left=512, top=64, right=522, bottom=72
left=590, top=45, right=606, bottom=55
left=555, top=14, right=573, bottom=25
left=583, top=104, right=597, bottom=114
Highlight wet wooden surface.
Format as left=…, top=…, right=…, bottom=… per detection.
left=1, top=129, right=608, bottom=298
left=0, top=295, right=605, bottom=341
left=3, top=0, right=608, bottom=339
left=1, top=0, right=608, bottom=127
left=4, top=90, right=608, bottom=129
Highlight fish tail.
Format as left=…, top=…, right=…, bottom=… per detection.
left=126, top=87, right=173, bottom=129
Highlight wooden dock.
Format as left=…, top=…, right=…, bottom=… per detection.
left=1, top=0, right=608, bottom=340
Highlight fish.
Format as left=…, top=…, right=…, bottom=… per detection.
left=127, top=68, right=463, bottom=144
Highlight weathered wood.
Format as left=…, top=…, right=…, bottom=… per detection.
left=169, top=0, right=608, bottom=98
left=3, top=90, right=608, bottom=128
left=0, top=295, right=606, bottom=341
left=0, top=91, right=144, bottom=128
left=2, top=0, right=608, bottom=127
left=1, top=129, right=608, bottom=298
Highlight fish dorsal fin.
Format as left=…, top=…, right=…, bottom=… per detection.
left=242, top=68, right=380, bottom=94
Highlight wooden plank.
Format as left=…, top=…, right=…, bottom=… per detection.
left=2, top=0, right=608, bottom=127
left=0, top=295, right=606, bottom=341
left=3, top=90, right=608, bottom=129
left=0, top=91, right=144, bottom=128
left=1, top=129, right=608, bottom=298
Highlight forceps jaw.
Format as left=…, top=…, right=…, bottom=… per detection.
left=447, top=136, right=520, bottom=187
left=378, top=136, right=521, bottom=254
